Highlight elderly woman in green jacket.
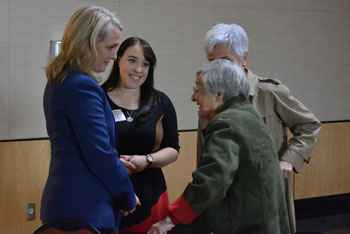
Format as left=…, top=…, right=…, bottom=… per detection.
left=148, top=59, right=290, bottom=234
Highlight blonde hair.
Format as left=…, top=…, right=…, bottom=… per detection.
left=46, top=6, right=123, bottom=82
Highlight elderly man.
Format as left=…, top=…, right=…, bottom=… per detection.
left=200, top=23, right=321, bottom=233
left=148, top=59, right=291, bottom=234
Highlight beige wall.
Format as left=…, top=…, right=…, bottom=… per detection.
left=119, top=0, right=350, bottom=129
left=1, top=122, right=350, bottom=233
left=0, top=0, right=120, bottom=140
left=1, top=0, right=350, bottom=140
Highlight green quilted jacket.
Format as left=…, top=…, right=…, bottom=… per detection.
left=170, top=96, right=291, bottom=234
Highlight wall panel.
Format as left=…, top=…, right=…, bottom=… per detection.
left=0, top=140, right=50, bottom=234
left=295, top=122, right=350, bottom=199
left=163, top=131, right=197, bottom=202
left=0, top=132, right=196, bottom=233
left=0, top=123, right=349, bottom=233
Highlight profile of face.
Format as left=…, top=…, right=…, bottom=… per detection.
left=117, top=43, right=150, bottom=89
left=94, top=24, right=122, bottom=73
left=193, top=73, right=223, bottom=120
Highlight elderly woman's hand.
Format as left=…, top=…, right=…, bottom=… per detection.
left=147, top=217, right=174, bottom=234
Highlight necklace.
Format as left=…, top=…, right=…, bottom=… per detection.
left=125, top=110, right=134, bottom=122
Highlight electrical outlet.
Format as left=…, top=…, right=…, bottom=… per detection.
left=26, top=202, right=35, bottom=221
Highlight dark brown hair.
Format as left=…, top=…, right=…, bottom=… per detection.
left=102, top=37, right=159, bottom=122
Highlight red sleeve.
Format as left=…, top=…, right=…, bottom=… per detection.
left=169, top=196, right=198, bottom=224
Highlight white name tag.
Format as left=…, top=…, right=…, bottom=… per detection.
left=112, top=109, right=126, bottom=122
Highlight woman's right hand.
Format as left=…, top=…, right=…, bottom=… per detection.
left=121, top=155, right=149, bottom=174
left=121, top=194, right=141, bottom=216
left=120, top=156, right=137, bottom=174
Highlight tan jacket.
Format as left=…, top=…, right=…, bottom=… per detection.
left=248, top=71, right=321, bottom=172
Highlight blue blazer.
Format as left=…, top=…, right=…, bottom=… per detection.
left=41, top=71, right=136, bottom=230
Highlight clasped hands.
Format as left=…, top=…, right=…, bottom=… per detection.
left=119, top=155, right=144, bottom=216
left=120, top=154, right=149, bottom=174
left=119, top=155, right=174, bottom=232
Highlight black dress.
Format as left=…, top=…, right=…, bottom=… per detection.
left=106, top=90, right=180, bottom=234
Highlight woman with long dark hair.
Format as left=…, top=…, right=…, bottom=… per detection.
left=102, top=37, right=180, bottom=234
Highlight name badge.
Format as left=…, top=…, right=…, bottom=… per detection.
left=112, top=109, right=126, bottom=122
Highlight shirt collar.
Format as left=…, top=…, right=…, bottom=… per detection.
left=247, top=70, right=259, bottom=97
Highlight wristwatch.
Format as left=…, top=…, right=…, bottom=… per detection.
left=145, top=154, right=154, bottom=167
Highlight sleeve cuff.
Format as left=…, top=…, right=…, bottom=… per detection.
left=169, top=196, right=198, bottom=224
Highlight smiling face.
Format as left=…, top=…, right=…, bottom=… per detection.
left=193, top=73, right=223, bottom=120
left=93, top=24, right=121, bottom=73
left=117, top=43, right=150, bottom=89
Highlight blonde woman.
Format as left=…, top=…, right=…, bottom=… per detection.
left=40, top=6, right=137, bottom=233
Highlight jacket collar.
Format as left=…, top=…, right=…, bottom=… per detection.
left=247, top=70, right=259, bottom=97
left=215, top=95, right=249, bottom=115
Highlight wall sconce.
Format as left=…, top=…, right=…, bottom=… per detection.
left=49, top=40, right=62, bottom=61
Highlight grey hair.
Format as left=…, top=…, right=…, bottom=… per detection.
left=205, top=23, right=249, bottom=61
left=201, top=59, right=249, bottom=101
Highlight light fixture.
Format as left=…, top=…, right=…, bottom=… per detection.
left=49, top=40, right=62, bottom=61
